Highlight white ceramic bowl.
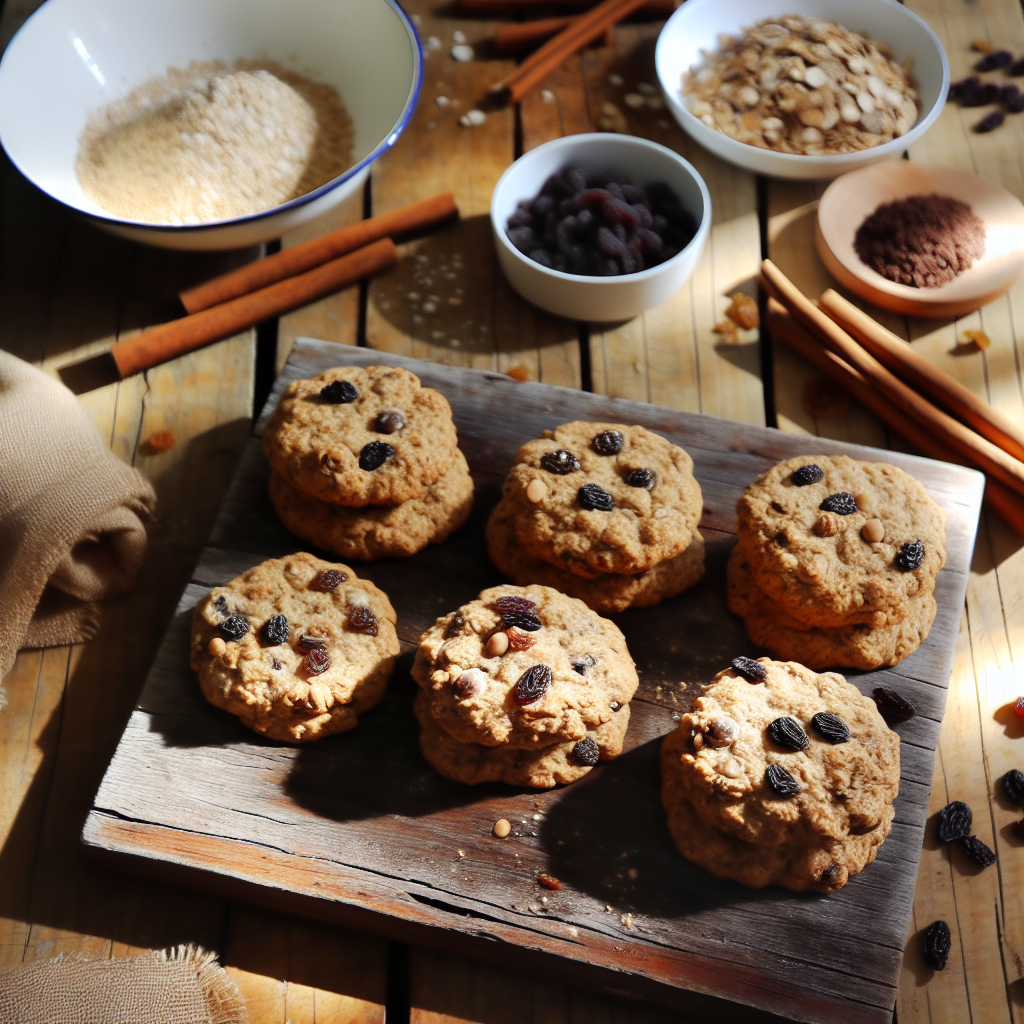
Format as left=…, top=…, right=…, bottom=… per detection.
left=0, top=0, right=421, bottom=249
left=655, top=0, right=949, bottom=181
left=491, top=134, right=711, bottom=322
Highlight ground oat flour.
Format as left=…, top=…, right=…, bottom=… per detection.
left=76, top=59, right=354, bottom=224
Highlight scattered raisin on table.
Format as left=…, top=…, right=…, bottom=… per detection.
left=811, top=711, right=850, bottom=744
left=260, top=614, right=289, bottom=646
left=359, top=441, right=395, bottom=471
left=961, top=834, right=997, bottom=867
left=494, top=595, right=537, bottom=614
left=625, top=468, right=656, bottom=489
left=304, top=647, right=330, bottom=675
left=819, top=492, right=858, bottom=515
left=312, top=568, right=346, bottom=591
left=767, top=716, right=809, bottom=751
left=731, top=656, right=767, bottom=683
left=578, top=483, right=614, bottom=511
left=538, top=873, right=562, bottom=891
left=321, top=380, right=358, bottom=404
left=349, top=607, right=379, bottom=636
left=791, top=464, right=824, bottom=486
left=540, top=449, right=581, bottom=474
left=766, top=763, right=800, bottom=797
left=218, top=615, right=250, bottom=641
left=872, top=686, right=917, bottom=719
left=923, top=920, right=951, bottom=971
left=501, top=610, right=542, bottom=632
left=573, top=737, right=600, bottom=766
left=895, top=539, right=925, bottom=572
left=592, top=430, right=625, bottom=455
left=443, top=611, right=466, bottom=639
left=374, top=409, right=406, bottom=434
left=513, top=664, right=551, bottom=706
left=975, top=49, right=1013, bottom=70
left=1004, top=769, right=1024, bottom=806
left=938, top=800, right=972, bottom=842
left=975, top=111, right=1005, bottom=132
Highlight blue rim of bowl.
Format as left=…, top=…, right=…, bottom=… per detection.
left=1, top=0, right=423, bottom=234
left=653, top=0, right=950, bottom=169
left=491, top=133, right=712, bottom=285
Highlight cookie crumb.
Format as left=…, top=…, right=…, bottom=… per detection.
left=493, top=818, right=511, bottom=838
left=451, top=44, right=474, bottom=62
left=506, top=364, right=530, bottom=381
left=457, top=849, right=466, bottom=858
left=726, top=292, right=759, bottom=330
left=959, top=329, right=991, bottom=351
left=713, top=319, right=741, bottom=343
left=538, top=873, right=562, bottom=890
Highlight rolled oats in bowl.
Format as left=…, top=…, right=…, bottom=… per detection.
left=682, top=15, right=918, bottom=156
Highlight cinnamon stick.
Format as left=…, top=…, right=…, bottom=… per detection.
left=760, top=259, right=1024, bottom=500
left=767, top=299, right=1024, bottom=539
left=112, top=238, right=397, bottom=379
left=818, top=289, right=1024, bottom=464
left=494, top=18, right=607, bottom=55
left=179, top=193, right=455, bottom=314
left=461, top=0, right=676, bottom=13
left=492, top=0, right=649, bottom=104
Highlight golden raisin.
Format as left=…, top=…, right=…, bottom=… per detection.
left=725, top=292, right=759, bottom=330
left=959, top=330, right=991, bottom=351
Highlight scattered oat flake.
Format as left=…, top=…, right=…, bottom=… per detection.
left=459, top=109, right=486, bottom=126
left=425, top=36, right=441, bottom=52
left=960, top=329, right=991, bottom=351
left=538, top=873, right=562, bottom=890
left=608, top=73, right=624, bottom=87
left=803, top=377, right=851, bottom=419
left=541, top=89, right=556, bottom=103
left=457, top=849, right=466, bottom=858
left=621, top=913, right=634, bottom=930
left=637, top=82, right=657, bottom=95
left=144, top=429, right=176, bottom=454
left=436, top=95, right=450, bottom=107
left=624, top=92, right=646, bottom=108
left=506, top=364, right=530, bottom=381
left=726, top=292, right=759, bottom=329
left=453, top=30, right=467, bottom=44
left=451, top=44, right=474, bottom=62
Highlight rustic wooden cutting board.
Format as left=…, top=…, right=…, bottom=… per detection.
left=84, top=339, right=983, bottom=1024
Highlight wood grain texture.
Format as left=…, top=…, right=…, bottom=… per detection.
left=763, top=3, right=1024, bottom=1022
left=86, top=339, right=982, bottom=1024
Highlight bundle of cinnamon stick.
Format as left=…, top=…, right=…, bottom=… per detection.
left=102, top=193, right=458, bottom=379
left=760, top=259, right=1024, bottom=537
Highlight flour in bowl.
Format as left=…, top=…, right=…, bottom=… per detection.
left=76, top=59, right=354, bottom=225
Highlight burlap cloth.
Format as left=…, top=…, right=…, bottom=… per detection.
left=0, top=350, right=156, bottom=701
left=0, top=945, right=247, bottom=1024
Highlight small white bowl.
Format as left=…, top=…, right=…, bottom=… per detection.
left=491, top=134, right=711, bottom=322
left=655, top=0, right=949, bottom=181
left=0, top=0, right=421, bottom=250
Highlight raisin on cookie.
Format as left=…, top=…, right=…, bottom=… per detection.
left=737, top=455, right=946, bottom=629
left=262, top=365, right=459, bottom=507
left=412, top=585, right=638, bottom=749
left=502, top=422, right=702, bottom=577
left=190, top=552, right=399, bottom=742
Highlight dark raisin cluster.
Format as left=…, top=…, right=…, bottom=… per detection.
left=819, top=491, right=858, bottom=515
left=731, top=656, right=766, bottom=683
left=506, top=165, right=697, bottom=277
left=218, top=615, right=250, bottom=641
left=938, top=800, right=972, bottom=842
left=359, top=440, right=395, bottom=471
left=501, top=610, right=543, bottom=632
left=767, top=716, right=809, bottom=751
left=312, top=569, right=346, bottom=592
left=895, top=539, right=925, bottom=572
left=947, top=49, right=1024, bottom=134
left=1003, top=768, right=1024, bottom=806
left=444, top=611, right=466, bottom=639
left=765, top=763, right=800, bottom=798
left=624, top=468, right=656, bottom=489
left=591, top=430, right=625, bottom=455
left=923, top=920, right=951, bottom=971
left=811, top=711, right=850, bottom=744
left=304, top=647, right=330, bottom=675
left=321, top=379, right=358, bottom=404
left=374, top=410, right=405, bottom=434
left=494, top=595, right=537, bottom=614
left=260, top=614, right=289, bottom=646
left=349, top=607, right=379, bottom=636
left=572, top=737, right=600, bottom=766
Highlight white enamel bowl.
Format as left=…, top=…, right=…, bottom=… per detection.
left=0, top=0, right=421, bottom=249
left=491, top=134, right=711, bottom=323
left=655, top=0, right=949, bottom=180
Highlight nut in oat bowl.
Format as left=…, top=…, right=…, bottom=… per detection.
left=683, top=16, right=919, bottom=156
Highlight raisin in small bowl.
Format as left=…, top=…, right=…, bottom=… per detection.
left=491, top=133, right=710, bottom=322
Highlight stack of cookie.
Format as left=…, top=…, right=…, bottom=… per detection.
left=727, top=455, right=947, bottom=670
left=486, top=421, right=705, bottom=613
left=191, top=552, right=400, bottom=743
left=660, top=657, right=900, bottom=893
left=412, top=584, right=639, bottom=788
left=263, top=365, right=473, bottom=560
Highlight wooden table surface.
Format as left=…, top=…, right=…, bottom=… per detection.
left=0, top=0, right=1021, bottom=1021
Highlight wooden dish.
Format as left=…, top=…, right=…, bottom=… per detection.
left=815, top=162, right=1024, bottom=318
left=85, top=341, right=984, bottom=1024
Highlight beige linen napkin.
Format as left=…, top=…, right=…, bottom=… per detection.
left=0, top=350, right=156, bottom=696
left=0, top=946, right=247, bottom=1024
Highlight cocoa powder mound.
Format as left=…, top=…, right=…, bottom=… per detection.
left=853, top=193, right=986, bottom=288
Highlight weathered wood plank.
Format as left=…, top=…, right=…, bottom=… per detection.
left=86, top=339, right=981, bottom=1023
